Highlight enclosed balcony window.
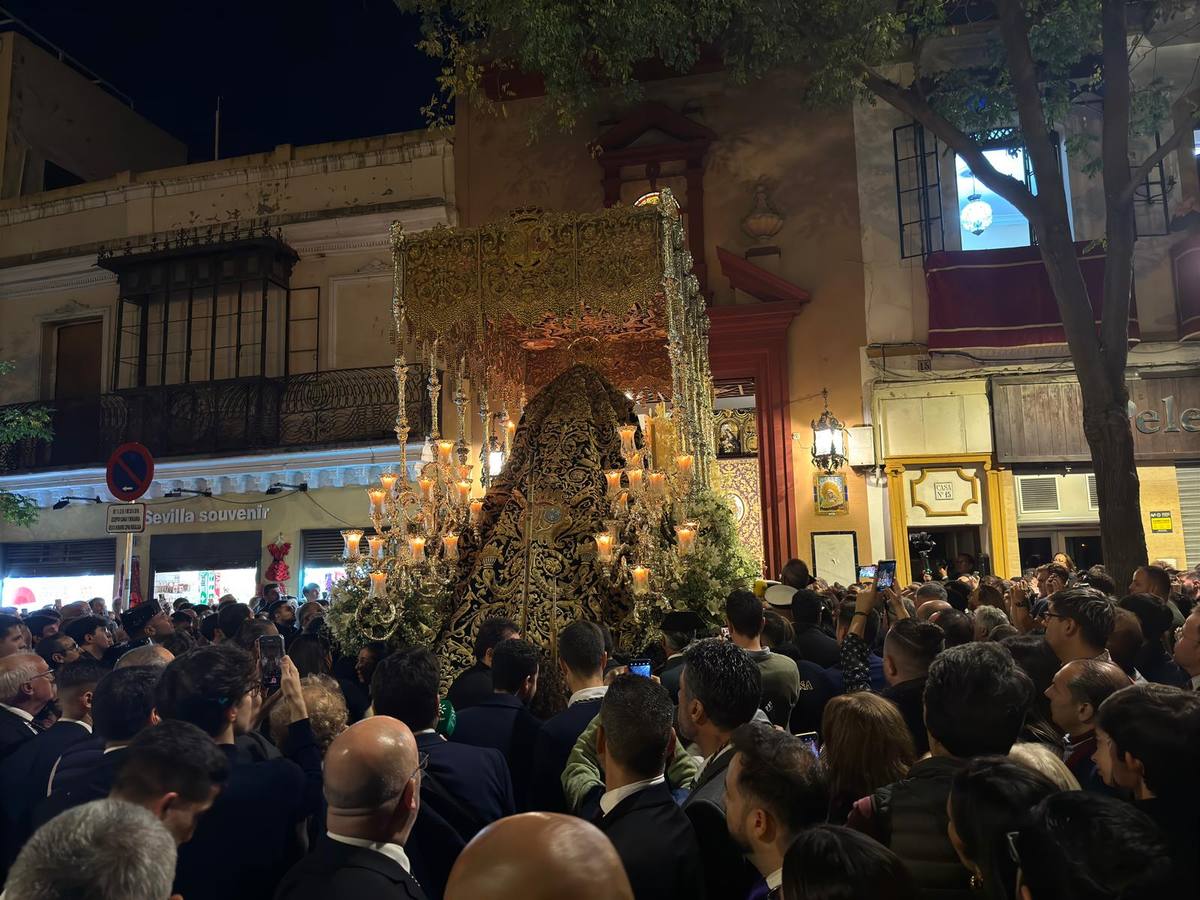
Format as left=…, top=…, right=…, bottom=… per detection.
left=100, top=236, right=300, bottom=390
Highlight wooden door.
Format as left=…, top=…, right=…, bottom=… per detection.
left=54, top=320, right=103, bottom=399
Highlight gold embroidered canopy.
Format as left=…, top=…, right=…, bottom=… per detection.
left=388, top=189, right=716, bottom=481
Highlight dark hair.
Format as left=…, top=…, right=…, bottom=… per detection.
left=883, top=619, right=944, bottom=673
left=1045, top=562, right=1071, bottom=584
left=56, top=658, right=108, bottom=693
left=491, top=638, right=539, bottom=693
left=783, top=824, right=918, bottom=900
left=198, top=614, right=220, bottom=643
left=558, top=621, right=605, bottom=676
left=36, top=633, right=76, bottom=669
left=63, top=616, right=107, bottom=646
left=155, top=644, right=256, bottom=738
left=973, top=582, right=1004, bottom=610
left=681, top=637, right=761, bottom=731
left=1117, top=593, right=1173, bottom=640
left=792, top=589, right=825, bottom=626
left=113, top=719, right=230, bottom=804
left=1096, top=683, right=1200, bottom=798
left=837, top=600, right=879, bottom=645
left=915, top=582, right=948, bottom=602
left=943, top=581, right=971, bottom=612
left=1137, top=564, right=1172, bottom=599
left=949, top=758, right=1058, bottom=900
left=781, top=558, right=812, bottom=590
left=731, top=721, right=827, bottom=838
left=216, top=603, right=251, bottom=642
left=924, top=643, right=1030, bottom=757
left=930, top=609, right=973, bottom=647
left=92, top=667, right=162, bottom=742
left=600, top=675, right=675, bottom=779
left=371, top=647, right=440, bottom=730
left=1080, top=567, right=1116, bottom=596
left=529, top=648, right=568, bottom=720
left=762, top=610, right=794, bottom=649
left=1106, top=608, right=1143, bottom=677
left=473, top=616, right=519, bottom=662
left=26, top=613, right=58, bottom=639
left=1014, top=792, right=1171, bottom=899
left=726, top=589, right=765, bottom=638
left=288, top=634, right=331, bottom=677
left=232, top=618, right=277, bottom=653
left=1049, top=587, right=1115, bottom=650
left=0, top=613, right=21, bottom=639
left=1000, top=634, right=1063, bottom=738
left=1063, top=658, right=1129, bottom=713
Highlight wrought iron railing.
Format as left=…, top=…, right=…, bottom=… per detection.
left=0, top=366, right=431, bottom=472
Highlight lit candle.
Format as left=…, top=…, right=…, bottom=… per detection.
left=341, top=529, right=363, bottom=559
left=368, top=570, right=387, bottom=598
left=675, top=454, right=694, bottom=479
left=458, top=465, right=473, bottom=483
left=505, top=419, right=517, bottom=448
left=379, top=471, right=398, bottom=493
left=631, top=565, right=650, bottom=595
left=647, top=471, right=666, bottom=497
left=604, top=470, right=623, bottom=499
left=618, top=425, right=637, bottom=454
left=408, top=536, right=426, bottom=563
left=367, top=487, right=387, bottom=518
left=437, top=440, right=454, bottom=464
left=469, top=498, right=484, bottom=525
left=626, top=468, right=644, bottom=493
left=613, top=491, right=630, bottom=515
left=367, top=535, right=385, bottom=560
left=675, top=523, right=698, bottom=557
left=455, top=480, right=471, bottom=506
left=418, top=476, right=434, bottom=502
left=594, top=532, right=614, bottom=563
left=443, top=533, right=459, bottom=561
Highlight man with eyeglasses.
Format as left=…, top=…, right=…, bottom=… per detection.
left=0, top=650, right=55, bottom=759
left=1041, top=586, right=1115, bottom=664
left=1174, top=608, right=1200, bottom=692
left=277, top=716, right=429, bottom=900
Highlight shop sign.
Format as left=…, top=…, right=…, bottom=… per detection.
left=106, top=503, right=146, bottom=534
left=146, top=505, right=271, bottom=526
left=1131, top=396, right=1200, bottom=435
left=1150, top=511, right=1173, bottom=533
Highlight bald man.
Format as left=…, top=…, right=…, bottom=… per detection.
left=276, top=716, right=427, bottom=900
left=114, top=643, right=173, bottom=669
left=445, top=813, right=634, bottom=900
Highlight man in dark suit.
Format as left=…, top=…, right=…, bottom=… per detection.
left=276, top=716, right=427, bottom=900
left=530, top=621, right=607, bottom=811
left=594, top=674, right=706, bottom=900
left=1045, top=658, right=1131, bottom=793
left=879, top=618, right=945, bottom=756
left=790, top=590, right=840, bottom=668
left=451, top=637, right=542, bottom=808
left=1, top=659, right=104, bottom=874
left=372, top=646, right=515, bottom=836
left=155, top=643, right=324, bottom=900
left=446, top=616, right=519, bottom=711
left=0, top=651, right=54, bottom=759
left=724, top=722, right=828, bottom=899
left=677, top=638, right=763, bottom=900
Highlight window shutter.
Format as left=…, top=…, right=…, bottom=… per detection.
left=2, top=539, right=117, bottom=578
left=893, top=122, right=944, bottom=260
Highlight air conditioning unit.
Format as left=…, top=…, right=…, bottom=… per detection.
left=1018, top=476, right=1060, bottom=513
left=1087, top=474, right=1098, bottom=509
left=1016, top=473, right=1100, bottom=524
left=848, top=426, right=877, bottom=468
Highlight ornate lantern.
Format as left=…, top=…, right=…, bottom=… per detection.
left=811, top=388, right=847, bottom=474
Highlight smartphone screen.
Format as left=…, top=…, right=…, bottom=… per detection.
left=629, top=659, right=652, bottom=678
left=795, top=731, right=820, bottom=758
left=258, top=634, right=285, bottom=692
left=857, top=564, right=877, bottom=582
left=875, top=559, right=897, bottom=591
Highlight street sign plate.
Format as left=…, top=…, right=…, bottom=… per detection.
left=106, top=503, right=146, bottom=534
left=106, top=443, right=155, bottom=502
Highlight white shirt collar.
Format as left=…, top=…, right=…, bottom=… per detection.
left=58, top=718, right=93, bottom=734
left=413, top=728, right=438, bottom=736
left=767, top=868, right=783, bottom=890
left=568, top=685, right=608, bottom=707
left=697, top=743, right=733, bottom=778
left=1191, top=672, right=1200, bottom=691
left=326, top=832, right=412, bottom=874
left=0, top=703, right=36, bottom=731
left=599, top=775, right=666, bottom=816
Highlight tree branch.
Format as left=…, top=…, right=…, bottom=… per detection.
left=861, top=67, right=1041, bottom=224
left=1121, top=122, right=1196, bottom=207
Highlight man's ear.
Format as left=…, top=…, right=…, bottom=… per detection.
left=483, top=647, right=495, bottom=667
left=1123, top=751, right=1146, bottom=780
left=80, top=690, right=95, bottom=715
left=152, top=791, right=181, bottom=819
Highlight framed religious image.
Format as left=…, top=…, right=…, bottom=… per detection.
left=813, top=473, right=849, bottom=516
left=811, top=531, right=858, bottom=589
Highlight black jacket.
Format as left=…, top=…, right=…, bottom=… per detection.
left=0, top=707, right=37, bottom=760
left=681, top=750, right=759, bottom=900
left=450, top=694, right=541, bottom=809
left=790, top=624, right=841, bottom=668
left=446, top=663, right=492, bottom=711
left=882, top=677, right=929, bottom=756
left=415, top=730, right=514, bottom=837
left=32, top=746, right=129, bottom=830
left=659, top=656, right=685, bottom=705
left=1135, top=797, right=1199, bottom=890
left=275, top=835, right=427, bottom=900
left=871, top=756, right=971, bottom=900
left=174, top=720, right=324, bottom=900
left=597, top=781, right=707, bottom=900
left=529, top=698, right=602, bottom=812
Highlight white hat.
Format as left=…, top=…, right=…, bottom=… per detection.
left=764, top=583, right=797, bottom=609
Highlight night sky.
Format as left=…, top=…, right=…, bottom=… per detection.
left=3, top=0, right=438, bottom=160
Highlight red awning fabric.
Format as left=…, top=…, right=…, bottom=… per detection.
left=1173, top=232, right=1200, bottom=342
left=924, top=243, right=1139, bottom=353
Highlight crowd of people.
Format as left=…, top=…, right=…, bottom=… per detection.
left=0, top=555, right=1198, bottom=900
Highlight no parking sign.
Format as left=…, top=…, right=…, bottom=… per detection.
left=106, top=443, right=155, bottom=502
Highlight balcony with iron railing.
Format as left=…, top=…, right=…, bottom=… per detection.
left=0, top=366, right=431, bottom=473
